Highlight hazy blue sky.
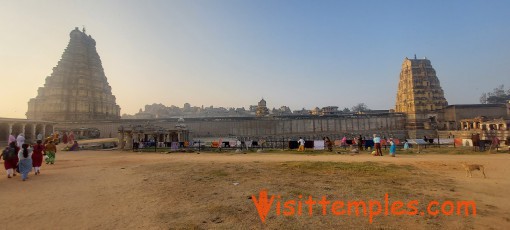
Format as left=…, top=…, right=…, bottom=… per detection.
left=1, top=0, right=509, bottom=118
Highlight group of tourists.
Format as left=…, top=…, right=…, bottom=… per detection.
left=297, top=134, right=398, bottom=157
left=1, top=133, right=57, bottom=181
left=62, top=131, right=76, bottom=145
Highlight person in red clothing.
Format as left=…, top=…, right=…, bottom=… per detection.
left=63, top=132, right=68, bottom=145
left=32, top=140, right=45, bottom=175
left=1, top=142, right=19, bottom=178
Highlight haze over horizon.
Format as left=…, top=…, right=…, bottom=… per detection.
left=1, top=0, right=509, bottom=119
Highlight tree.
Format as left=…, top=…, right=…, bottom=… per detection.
left=479, top=93, right=487, bottom=104
left=351, top=103, right=369, bottom=113
left=480, top=85, right=510, bottom=104
left=342, top=107, right=350, bottom=113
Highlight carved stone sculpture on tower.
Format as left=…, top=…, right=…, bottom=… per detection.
left=26, top=27, right=121, bottom=121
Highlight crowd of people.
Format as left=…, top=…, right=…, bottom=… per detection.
left=297, top=134, right=400, bottom=157
left=1, top=133, right=58, bottom=181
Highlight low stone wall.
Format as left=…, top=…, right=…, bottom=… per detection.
left=55, top=113, right=408, bottom=140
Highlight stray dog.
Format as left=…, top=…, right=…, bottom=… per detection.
left=461, top=163, right=486, bottom=178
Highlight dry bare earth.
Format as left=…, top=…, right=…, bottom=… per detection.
left=0, top=149, right=509, bottom=229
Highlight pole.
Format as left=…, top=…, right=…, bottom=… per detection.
left=437, top=129, right=440, bottom=148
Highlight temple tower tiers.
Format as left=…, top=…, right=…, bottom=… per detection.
left=395, top=57, right=448, bottom=129
left=27, top=27, right=121, bottom=121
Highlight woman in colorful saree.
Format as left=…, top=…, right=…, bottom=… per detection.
left=17, top=143, right=33, bottom=181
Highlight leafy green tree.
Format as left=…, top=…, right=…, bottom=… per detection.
left=351, top=103, right=369, bottom=113
left=480, top=85, right=510, bottom=104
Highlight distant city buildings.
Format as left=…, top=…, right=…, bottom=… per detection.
left=122, top=103, right=254, bottom=119
left=121, top=100, right=358, bottom=119
left=272, top=106, right=292, bottom=116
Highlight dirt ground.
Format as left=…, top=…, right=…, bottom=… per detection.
left=1, top=148, right=509, bottom=229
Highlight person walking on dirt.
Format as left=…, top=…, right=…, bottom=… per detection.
left=32, top=140, right=45, bottom=175
left=1, top=142, right=19, bottom=178
left=17, top=143, right=33, bottom=181
left=298, top=137, right=305, bottom=152
left=45, top=141, right=57, bottom=165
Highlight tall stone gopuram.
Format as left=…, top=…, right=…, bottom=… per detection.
left=27, top=27, right=121, bottom=121
left=395, top=56, right=448, bottom=130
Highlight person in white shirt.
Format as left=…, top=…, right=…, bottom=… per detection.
left=298, top=137, right=305, bottom=152
left=16, top=133, right=25, bottom=148
left=373, top=134, right=382, bottom=156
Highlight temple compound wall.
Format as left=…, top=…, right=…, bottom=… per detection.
left=55, top=113, right=407, bottom=140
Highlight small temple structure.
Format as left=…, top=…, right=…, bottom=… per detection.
left=117, top=120, right=189, bottom=150
left=256, top=98, right=269, bottom=117
left=26, top=27, right=121, bottom=122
